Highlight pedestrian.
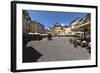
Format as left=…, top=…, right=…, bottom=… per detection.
left=76, top=39, right=81, bottom=45
left=74, top=39, right=78, bottom=48
left=69, top=39, right=72, bottom=44
left=81, top=40, right=87, bottom=47
left=48, top=34, right=52, bottom=40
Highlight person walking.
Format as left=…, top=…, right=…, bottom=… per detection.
left=69, top=39, right=72, bottom=44
left=74, top=39, right=78, bottom=48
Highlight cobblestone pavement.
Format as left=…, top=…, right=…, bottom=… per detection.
left=27, top=37, right=90, bottom=62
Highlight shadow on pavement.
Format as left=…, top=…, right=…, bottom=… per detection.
left=23, top=43, right=42, bottom=63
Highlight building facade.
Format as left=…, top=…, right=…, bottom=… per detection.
left=49, top=13, right=91, bottom=38
left=50, top=23, right=65, bottom=36
left=70, top=18, right=81, bottom=35
left=30, top=20, right=45, bottom=34
left=64, top=26, right=72, bottom=35
left=22, top=10, right=45, bottom=34
left=23, top=10, right=31, bottom=33
left=71, top=13, right=91, bottom=41
left=50, top=23, right=72, bottom=36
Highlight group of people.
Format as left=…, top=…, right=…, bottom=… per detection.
left=69, top=38, right=91, bottom=54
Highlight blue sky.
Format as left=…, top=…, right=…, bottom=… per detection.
left=27, top=10, right=87, bottom=29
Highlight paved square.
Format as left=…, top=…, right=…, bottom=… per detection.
left=27, top=37, right=90, bottom=62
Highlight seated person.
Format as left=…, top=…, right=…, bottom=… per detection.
left=81, top=40, right=87, bottom=47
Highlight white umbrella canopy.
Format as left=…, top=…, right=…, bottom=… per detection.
left=40, top=34, right=48, bottom=36
left=28, top=32, right=40, bottom=35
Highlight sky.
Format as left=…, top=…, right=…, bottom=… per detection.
left=27, top=10, right=87, bottom=29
